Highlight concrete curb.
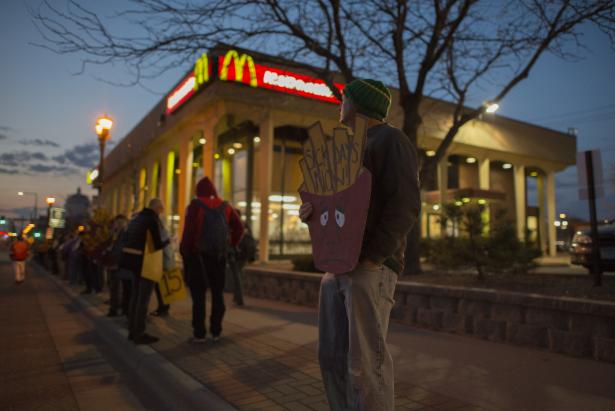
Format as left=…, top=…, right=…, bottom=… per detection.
left=41, top=268, right=236, bottom=411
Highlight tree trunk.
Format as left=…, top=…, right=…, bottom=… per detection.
left=400, top=98, right=423, bottom=276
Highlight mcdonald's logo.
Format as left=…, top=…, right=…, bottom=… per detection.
left=193, top=53, right=209, bottom=91
left=219, top=50, right=258, bottom=87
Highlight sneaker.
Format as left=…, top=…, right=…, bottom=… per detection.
left=133, top=334, right=159, bottom=345
left=189, top=336, right=207, bottom=344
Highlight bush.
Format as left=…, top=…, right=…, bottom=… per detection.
left=425, top=205, right=540, bottom=278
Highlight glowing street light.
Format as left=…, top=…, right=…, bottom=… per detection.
left=94, top=114, right=113, bottom=194
left=46, top=196, right=56, bottom=206
left=17, top=191, right=38, bottom=219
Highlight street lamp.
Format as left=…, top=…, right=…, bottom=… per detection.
left=46, top=196, right=56, bottom=222
left=95, top=114, right=113, bottom=195
left=18, top=191, right=38, bottom=220
left=484, top=101, right=500, bottom=114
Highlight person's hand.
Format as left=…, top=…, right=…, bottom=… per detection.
left=299, top=202, right=314, bottom=222
left=360, top=259, right=380, bottom=270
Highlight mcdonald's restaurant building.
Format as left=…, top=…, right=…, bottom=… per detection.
left=100, top=45, right=576, bottom=262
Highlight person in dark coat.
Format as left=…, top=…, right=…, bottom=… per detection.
left=106, top=215, right=131, bottom=317
left=180, top=177, right=244, bottom=343
left=120, top=199, right=169, bottom=345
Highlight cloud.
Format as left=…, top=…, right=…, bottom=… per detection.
left=18, top=138, right=60, bottom=148
left=28, top=164, right=78, bottom=175
left=0, top=125, right=14, bottom=132
left=0, top=151, right=49, bottom=166
left=0, top=134, right=7, bottom=140
left=54, top=142, right=99, bottom=169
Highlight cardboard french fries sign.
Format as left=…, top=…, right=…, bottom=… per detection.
left=299, top=116, right=371, bottom=274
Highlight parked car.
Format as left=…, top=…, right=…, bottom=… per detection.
left=570, top=221, right=615, bottom=273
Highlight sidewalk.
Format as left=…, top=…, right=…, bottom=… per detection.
left=50, top=267, right=615, bottom=410
left=0, top=254, right=155, bottom=410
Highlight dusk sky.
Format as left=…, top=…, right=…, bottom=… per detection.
left=1, top=0, right=614, bottom=221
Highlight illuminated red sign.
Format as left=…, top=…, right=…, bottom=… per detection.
left=166, top=50, right=345, bottom=114
left=218, top=50, right=344, bottom=104
left=166, top=53, right=211, bottom=114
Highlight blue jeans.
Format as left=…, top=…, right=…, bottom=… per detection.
left=318, top=264, right=397, bottom=411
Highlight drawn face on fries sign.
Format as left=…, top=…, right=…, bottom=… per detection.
left=299, top=116, right=371, bottom=274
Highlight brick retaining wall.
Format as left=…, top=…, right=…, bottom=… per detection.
left=244, top=266, right=615, bottom=363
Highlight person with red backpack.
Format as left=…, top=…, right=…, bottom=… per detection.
left=10, top=235, right=30, bottom=284
left=180, top=177, right=244, bottom=343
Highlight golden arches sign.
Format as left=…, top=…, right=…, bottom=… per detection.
left=219, top=50, right=258, bottom=87
left=193, top=53, right=209, bottom=90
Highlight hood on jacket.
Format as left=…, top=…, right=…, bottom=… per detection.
left=196, top=177, right=218, bottom=199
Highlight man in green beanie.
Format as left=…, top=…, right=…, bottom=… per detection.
left=300, top=79, right=420, bottom=410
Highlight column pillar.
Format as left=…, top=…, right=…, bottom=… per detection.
left=537, top=174, right=547, bottom=254
left=258, top=113, right=274, bottom=263
left=203, top=123, right=216, bottom=179
left=479, top=157, right=490, bottom=233
left=437, top=157, right=448, bottom=237
left=514, top=165, right=526, bottom=241
left=178, top=138, right=192, bottom=235
left=546, top=171, right=557, bottom=257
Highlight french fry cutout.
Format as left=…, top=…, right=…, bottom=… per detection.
left=298, top=115, right=373, bottom=274
left=299, top=159, right=316, bottom=194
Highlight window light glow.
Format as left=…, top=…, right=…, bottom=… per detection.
left=269, top=195, right=297, bottom=202
left=502, top=163, right=513, bottom=170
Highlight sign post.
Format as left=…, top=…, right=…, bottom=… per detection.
left=577, top=150, right=603, bottom=286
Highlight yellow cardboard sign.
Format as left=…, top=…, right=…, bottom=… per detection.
left=159, top=267, right=187, bottom=304
left=141, top=231, right=163, bottom=283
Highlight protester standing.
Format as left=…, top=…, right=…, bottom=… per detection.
left=150, top=218, right=173, bottom=317
left=180, top=177, right=243, bottom=343
left=227, top=208, right=256, bottom=306
left=106, top=215, right=131, bottom=317
left=120, top=199, right=169, bottom=345
left=300, top=79, right=420, bottom=410
left=10, top=235, right=29, bottom=284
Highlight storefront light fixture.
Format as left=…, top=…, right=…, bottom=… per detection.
left=502, top=163, right=512, bottom=170
left=282, top=204, right=301, bottom=210
left=45, top=196, right=56, bottom=206
left=559, top=213, right=566, bottom=219
left=477, top=199, right=487, bottom=205
left=485, top=102, right=500, bottom=113
left=462, top=197, right=471, bottom=203
left=432, top=204, right=440, bottom=211
left=233, top=142, right=243, bottom=149
left=562, top=220, right=568, bottom=227
left=214, top=153, right=220, bottom=159
left=426, top=150, right=436, bottom=157
left=175, top=169, right=181, bottom=174
left=466, top=157, right=477, bottom=164
left=455, top=201, right=463, bottom=206
left=554, top=220, right=561, bottom=227
left=227, top=148, right=236, bottom=155
left=530, top=171, right=538, bottom=177
left=199, top=137, right=207, bottom=145
left=269, top=194, right=297, bottom=202
left=254, top=136, right=261, bottom=143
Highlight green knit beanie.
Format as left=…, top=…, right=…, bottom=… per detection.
left=343, top=79, right=392, bottom=120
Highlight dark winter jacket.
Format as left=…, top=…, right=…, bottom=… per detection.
left=180, top=177, right=244, bottom=255
left=119, top=208, right=169, bottom=275
left=360, top=123, right=420, bottom=274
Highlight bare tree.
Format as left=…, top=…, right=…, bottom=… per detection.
left=31, top=0, right=615, bottom=274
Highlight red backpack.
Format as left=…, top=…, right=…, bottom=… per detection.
left=10, top=241, right=29, bottom=261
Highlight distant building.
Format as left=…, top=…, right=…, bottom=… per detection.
left=65, top=187, right=90, bottom=226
